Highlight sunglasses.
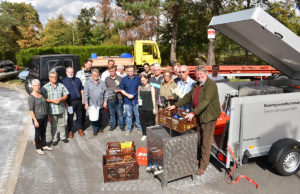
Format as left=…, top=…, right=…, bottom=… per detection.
left=179, top=71, right=187, bottom=73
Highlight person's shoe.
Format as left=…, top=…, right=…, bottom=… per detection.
left=69, top=131, right=74, bottom=138
left=137, top=130, right=142, bottom=134
left=62, top=139, right=69, bottom=143
left=78, top=129, right=85, bottom=136
left=43, top=146, right=54, bottom=151
left=93, top=131, right=98, bottom=136
left=125, top=131, right=130, bottom=136
left=99, top=130, right=104, bottom=134
left=109, top=126, right=116, bottom=131
left=141, top=135, right=147, bottom=141
left=36, top=149, right=45, bottom=155
left=121, top=129, right=125, bottom=132
left=52, top=141, right=58, bottom=146
left=196, top=169, right=205, bottom=175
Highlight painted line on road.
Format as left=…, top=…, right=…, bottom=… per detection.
left=0, top=84, right=30, bottom=194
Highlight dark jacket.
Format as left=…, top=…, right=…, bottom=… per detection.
left=175, top=77, right=221, bottom=123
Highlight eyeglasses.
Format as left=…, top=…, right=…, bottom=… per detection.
left=179, top=71, right=187, bottom=73
left=49, top=76, right=57, bottom=78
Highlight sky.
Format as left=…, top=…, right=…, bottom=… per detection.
left=2, top=0, right=299, bottom=27
left=2, top=0, right=98, bottom=26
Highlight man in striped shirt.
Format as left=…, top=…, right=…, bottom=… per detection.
left=176, top=65, right=196, bottom=112
left=41, top=70, right=69, bottom=145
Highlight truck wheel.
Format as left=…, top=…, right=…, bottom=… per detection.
left=268, top=138, right=300, bottom=176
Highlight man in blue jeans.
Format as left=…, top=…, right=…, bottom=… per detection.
left=118, top=65, right=142, bottom=136
left=105, top=66, right=124, bottom=131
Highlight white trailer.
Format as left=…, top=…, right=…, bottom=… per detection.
left=209, top=7, right=300, bottom=176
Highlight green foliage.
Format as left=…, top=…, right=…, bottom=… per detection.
left=0, top=1, right=42, bottom=51
left=42, top=14, right=73, bottom=47
left=0, top=50, right=16, bottom=63
left=77, top=7, right=96, bottom=45
left=16, top=45, right=132, bottom=67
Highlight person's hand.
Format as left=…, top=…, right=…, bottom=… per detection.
left=103, top=102, right=107, bottom=109
left=114, top=89, right=121, bottom=93
left=52, top=99, right=60, bottom=104
left=85, top=104, right=89, bottom=110
left=48, top=115, right=51, bottom=122
left=127, top=94, right=134, bottom=99
left=167, top=105, right=176, bottom=110
left=153, top=108, right=157, bottom=115
left=185, top=113, right=195, bottom=121
left=82, top=99, right=85, bottom=105
left=34, top=120, right=39, bottom=128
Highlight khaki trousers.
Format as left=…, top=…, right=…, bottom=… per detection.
left=197, top=120, right=217, bottom=171
left=50, top=112, right=66, bottom=141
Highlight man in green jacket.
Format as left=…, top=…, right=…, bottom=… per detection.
left=168, top=66, right=221, bottom=175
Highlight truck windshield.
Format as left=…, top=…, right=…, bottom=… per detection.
left=143, top=44, right=153, bottom=55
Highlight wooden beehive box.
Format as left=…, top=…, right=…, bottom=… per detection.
left=103, top=152, right=139, bottom=183
left=157, top=109, right=197, bottom=133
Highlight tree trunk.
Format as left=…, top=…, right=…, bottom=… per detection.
left=170, top=5, right=179, bottom=66
left=207, top=38, right=216, bottom=66
left=245, top=50, right=248, bottom=65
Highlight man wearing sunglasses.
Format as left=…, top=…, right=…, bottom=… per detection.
left=176, top=65, right=196, bottom=112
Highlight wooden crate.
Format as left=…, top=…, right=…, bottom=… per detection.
left=157, top=109, right=197, bottom=133
left=106, top=141, right=135, bottom=155
left=103, top=153, right=139, bottom=183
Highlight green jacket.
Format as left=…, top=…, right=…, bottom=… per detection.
left=175, top=77, right=221, bottom=123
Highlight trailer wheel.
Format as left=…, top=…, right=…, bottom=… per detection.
left=275, top=148, right=300, bottom=176
left=268, top=138, right=300, bottom=176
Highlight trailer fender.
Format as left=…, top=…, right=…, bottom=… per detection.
left=268, top=138, right=300, bottom=176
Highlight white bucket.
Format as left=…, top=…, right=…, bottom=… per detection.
left=88, top=106, right=99, bottom=121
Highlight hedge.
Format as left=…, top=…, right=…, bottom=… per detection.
left=16, top=45, right=132, bottom=67
left=0, top=50, right=16, bottom=63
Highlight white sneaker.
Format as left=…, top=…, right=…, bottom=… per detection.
left=137, top=130, right=142, bottom=134
left=36, top=149, right=45, bottom=155
left=141, top=135, right=147, bottom=141
left=43, top=146, right=54, bottom=151
left=125, top=131, right=130, bottom=136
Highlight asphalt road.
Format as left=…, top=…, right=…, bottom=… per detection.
left=0, top=84, right=299, bottom=194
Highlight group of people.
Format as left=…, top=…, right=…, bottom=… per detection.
left=28, top=59, right=221, bottom=176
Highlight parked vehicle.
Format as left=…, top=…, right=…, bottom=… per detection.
left=91, top=40, right=161, bottom=71
left=0, top=60, right=19, bottom=80
left=25, top=54, right=81, bottom=94
left=18, top=67, right=29, bottom=82
left=209, top=7, right=300, bottom=176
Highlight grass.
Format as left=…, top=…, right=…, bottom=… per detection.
left=5, top=78, right=24, bottom=86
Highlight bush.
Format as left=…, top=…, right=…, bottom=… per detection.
left=0, top=50, right=16, bottom=63
left=16, top=45, right=132, bottom=67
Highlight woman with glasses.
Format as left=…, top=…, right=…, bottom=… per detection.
left=28, top=79, right=53, bottom=155
left=159, top=70, right=177, bottom=108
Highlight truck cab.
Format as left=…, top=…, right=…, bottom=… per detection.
left=134, top=40, right=161, bottom=67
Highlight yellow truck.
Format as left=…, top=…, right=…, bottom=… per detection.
left=91, top=40, right=161, bottom=71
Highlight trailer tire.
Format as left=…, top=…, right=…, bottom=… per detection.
left=268, top=138, right=300, bottom=176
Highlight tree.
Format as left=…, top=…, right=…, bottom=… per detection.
left=77, top=7, right=96, bottom=45
left=42, top=14, right=73, bottom=47
left=0, top=1, right=42, bottom=50
left=115, top=0, right=160, bottom=43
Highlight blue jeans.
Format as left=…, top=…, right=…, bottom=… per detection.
left=108, top=99, right=124, bottom=130
left=124, top=103, right=141, bottom=131
left=91, top=108, right=103, bottom=133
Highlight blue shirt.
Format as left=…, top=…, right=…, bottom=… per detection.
left=120, top=75, right=141, bottom=105
left=177, top=76, right=196, bottom=111
left=62, top=77, right=83, bottom=103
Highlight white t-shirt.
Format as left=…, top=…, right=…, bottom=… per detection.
left=208, top=74, right=224, bottom=81
left=101, top=70, right=110, bottom=81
